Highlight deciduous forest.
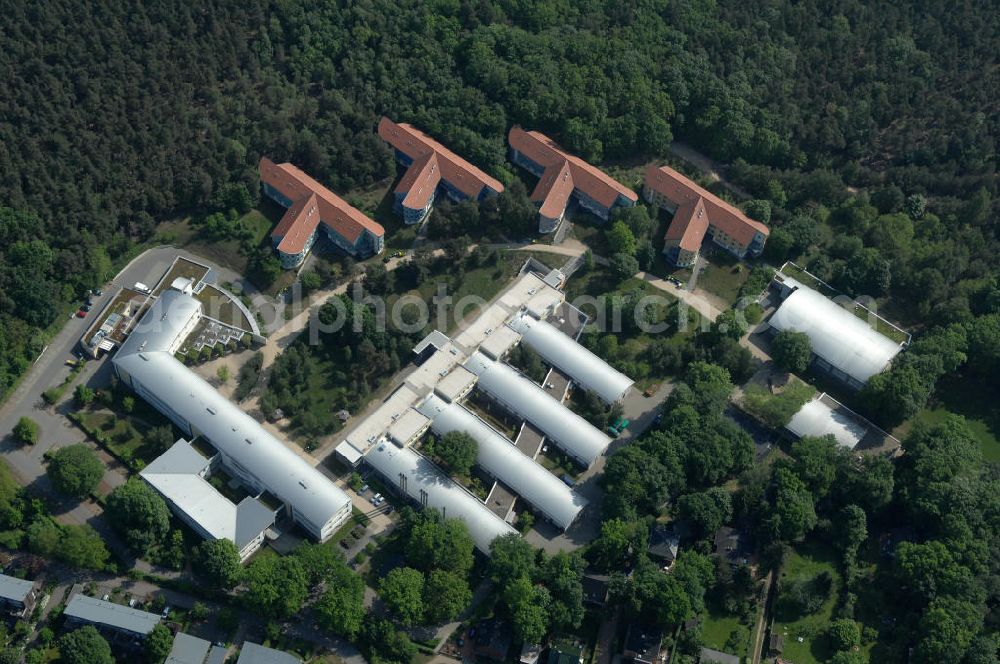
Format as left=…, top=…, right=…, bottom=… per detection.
left=2, top=1, right=999, bottom=661
left=2, top=0, right=998, bottom=400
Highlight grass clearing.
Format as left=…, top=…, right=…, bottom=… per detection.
left=73, top=410, right=156, bottom=470
left=153, top=200, right=286, bottom=277
left=694, top=252, right=752, bottom=305
left=909, top=372, right=1000, bottom=463
left=700, top=599, right=749, bottom=658
left=771, top=540, right=841, bottom=664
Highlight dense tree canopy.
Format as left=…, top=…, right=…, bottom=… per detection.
left=193, top=539, right=243, bottom=589
left=242, top=555, right=309, bottom=619
left=57, top=626, right=113, bottom=664
left=426, top=431, right=478, bottom=477
left=770, top=330, right=812, bottom=374
left=104, top=478, right=171, bottom=553
left=46, top=444, right=104, bottom=499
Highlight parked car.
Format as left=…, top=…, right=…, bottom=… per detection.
left=82, top=303, right=93, bottom=312
left=607, top=418, right=630, bottom=437
left=560, top=474, right=576, bottom=487
left=65, top=359, right=79, bottom=367
left=643, top=385, right=657, bottom=397
left=359, top=484, right=370, bottom=495
left=93, top=288, right=103, bottom=296
left=161, top=606, right=171, bottom=617
left=76, top=310, right=87, bottom=318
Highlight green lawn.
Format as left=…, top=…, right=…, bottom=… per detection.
left=74, top=410, right=157, bottom=471
left=913, top=407, right=1000, bottom=464
left=240, top=208, right=276, bottom=245
left=771, top=540, right=842, bottom=664
left=700, top=600, right=749, bottom=657
left=694, top=253, right=751, bottom=305
left=902, top=372, right=1000, bottom=463
left=568, top=217, right=612, bottom=257
left=343, top=176, right=419, bottom=251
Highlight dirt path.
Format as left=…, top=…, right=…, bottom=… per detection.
left=668, top=141, right=753, bottom=201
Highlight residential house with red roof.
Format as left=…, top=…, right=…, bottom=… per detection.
left=508, top=127, right=638, bottom=233
left=644, top=164, right=769, bottom=267
left=259, top=158, right=385, bottom=268
left=378, top=117, right=504, bottom=225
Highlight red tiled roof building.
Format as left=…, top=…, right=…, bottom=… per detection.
left=643, top=164, right=769, bottom=268
left=378, top=117, right=504, bottom=225
left=508, top=127, right=638, bottom=233
left=260, top=158, right=385, bottom=268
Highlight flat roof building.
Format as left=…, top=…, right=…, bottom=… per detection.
left=699, top=647, right=740, bottom=664
left=379, top=117, right=504, bottom=225
left=644, top=164, right=770, bottom=268
left=64, top=594, right=162, bottom=639
left=237, top=641, right=302, bottom=664
left=509, top=127, right=638, bottom=232
left=140, top=440, right=276, bottom=561
left=465, top=352, right=612, bottom=467
left=365, top=441, right=517, bottom=553
left=0, top=574, right=38, bottom=617
left=260, top=157, right=385, bottom=268
left=768, top=276, right=903, bottom=388
left=786, top=392, right=900, bottom=452
left=166, top=633, right=228, bottom=664
left=114, top=287, right=352, bottom=544
left=508, top=312, right=633, bottom=403
left=433, top=366, right=477, bottom=403
left=418, top=394, right=587, bottom=530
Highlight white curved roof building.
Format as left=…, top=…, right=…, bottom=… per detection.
left=364, top=441, right=517, bottom=553
left=465, top=352, right=612, bottom=467
left=769, top=280, right=902, bottom=387
left=508, top=313, right=633, bottom=403
left=417, top=395, right=587, bottom=530
left=113, top=289, right=352, bottom=543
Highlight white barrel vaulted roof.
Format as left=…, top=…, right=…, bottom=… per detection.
left=418, top=394, right=587, bottom=530
left=769, top=279, right=902, bottom=385
left=363, top=441, right=517, bottom=553
left=464, top=351, right=612, bottom=467
left=507, top=312, right=634, bottom=403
